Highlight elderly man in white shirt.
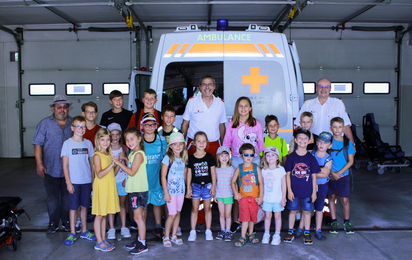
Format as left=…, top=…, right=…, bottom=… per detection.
left=295, top=78, right=355, bottom=145
left=181, top=75, right=227, bottom=157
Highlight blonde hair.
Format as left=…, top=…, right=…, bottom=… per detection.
left=260, top=152, right=280, bottom=169
left=216, top=151, right=231, bottom=168
left=232, top=96, right=256, bottom=128
left=94, top=128, right=112, bottom=154
left=167, top=142, right=188, bottom=165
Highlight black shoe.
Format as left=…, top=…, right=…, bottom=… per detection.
left=46, top=223, right=59, bottom=234
left=230, top=221, right=240, bottom=234
left=130, top=241, right=148, bottom=255
left=129, top=222, right=138, bottom=230
left=153, top=227, right=163, bottom=239
left=126, top=238, right=139, bottom=250
left=62, top=221, right=70, bottom=232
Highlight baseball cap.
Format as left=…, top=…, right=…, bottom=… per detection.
left=141, top=113, right=158, bottom=125
left=294, top=128, right=311, bottom=139
left=216, top=146, right=230, bottom=156
left=317, top=131, right=332, bottom=143
left=169, top=132, right=185, bottom=145
left=107, top=122, right=122, bottom=132
left=264, top=146, right=279, bottom=157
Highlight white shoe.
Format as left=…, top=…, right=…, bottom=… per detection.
left=271, top=234, right=281, bottom=245
left=205, top=229, right=213, bottom=241
left=262, top=233, right=270, bottom=244
left=176, top=226, right=182, bottom=236
left=121, top=227, right=131, bottom=238
left=188, top=230, right=197, bottom=242
left=107, top=228, right=116, bottom=240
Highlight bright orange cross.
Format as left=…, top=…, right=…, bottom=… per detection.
left=242, top=67, right=268, bottom=93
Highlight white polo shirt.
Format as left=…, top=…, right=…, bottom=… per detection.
left=183, top=95, right=227, bottom=142
left=295, top=97, right=351, bottom=136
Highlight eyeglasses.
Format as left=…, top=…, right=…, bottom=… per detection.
left=85, top=111, right=96, bottom=114
left=143, top=123, right=157, bottom=128
left=55, top=105, right=69, bottom=110
left=242, top=153, right=255, bottom=157
left=73, top=126, right=87, bottom=130
left=317, top=85, right=330, bottom=89
left=200, top=83, right=214, bottom=88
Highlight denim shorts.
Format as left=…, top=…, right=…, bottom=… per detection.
left=314, top=183, right=328, bottom=212
left=327, top=175, right=350, bottom=198
left=287, top=197, right=313, bottom=211
left=191, top=182, right=212, bottom=200
left=262, top=201, right=284, bottom=213
left=116, top=181, right=127, bottom=196
left=68, top=183, right=91, bottom=210
left=129, top=191, right=148, bottom=210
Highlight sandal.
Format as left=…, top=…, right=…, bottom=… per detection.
left=248, top=233, right=260, bottom=244
left=234, top=237, right=247, bottom=248
left=163, top=237, right=172, bottom=247
left=103, top=240, right=115, bottom=250
left=94, top=242, right=114, bottom=252
left=171, top=236, right=183, bottom=245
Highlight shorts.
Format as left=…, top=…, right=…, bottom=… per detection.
left=129, top=191, right=148, bottom=210
left=287, top=197, right=313, bottom=212
left=166, top=194, right=184, bottom=215
left=262, top=201, right=284, bottom=213
left=314, top=183, right=329, bottom=211
left=191, top=183, right=212, bottom=200
left=217, top=197, right=234, bottom=205
left=116, top=181, right=127, bottom=196
left=327, top=175, right=350, bottom=198
left=147, top=189, right=165, bottom=206
left=238, top=196, right=259, bottom=222
left=68, top=183, right=91, bottom=210
left=231, top=155, right=260, bottom=169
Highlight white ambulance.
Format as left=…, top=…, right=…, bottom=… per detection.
left=149, top=24, right=304, bottom=143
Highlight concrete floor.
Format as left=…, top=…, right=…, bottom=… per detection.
left=1, top=158, right=412, bottom=259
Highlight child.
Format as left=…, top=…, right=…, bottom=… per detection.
left=61, top=116, right=96, bottom=245
left=81, top=101, right=101, bottom=147
left=223, top=96, right=264, bottom=169
left=186, top=131, right=217, bottom=242
left=231, top=143, right=263, bottom=248
left=260, top=147, right=286, bottom=246
left=215, top=146, right=235, bottom=241
left=106, top=123, right=131, bottom=240
left=328, top=117, right=355, bottom=235
left=92, top=128, right=120, bottom=252
left=100, top=90, right=133, bottom=131
left=113, top=127, right=149, bottom=255
left=157, top=105, right=183, bottom=144
left=261, top=115, right=288, bottom=163
left=161, top=132, right=188, bottom=247
left=141, top=113, right=168, bottom=239
left=284, top=128, right=320, bottom=245
left=128, top=89, right=162, bottom=131
left=289, top=112, right=316, bottom=154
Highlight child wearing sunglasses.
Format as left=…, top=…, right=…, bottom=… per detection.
left=231, top=143, right=263, bottom=248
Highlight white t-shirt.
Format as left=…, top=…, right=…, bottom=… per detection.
left=162, top=155, right=186, bottom=196
left=182, top=95, right=227, bottom=142
left=112, top=147, right=127, bottom=183
left=262, top=166, right=286, bottom=203
left=60, top=138, right=93, bottom=184
left=295, top=97, right=351, bottom=136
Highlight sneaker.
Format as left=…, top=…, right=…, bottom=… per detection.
left=188, top=230, right=197, bottom=242
left=343, top=222, right=355, bottom=234
left=330, top=221, right=339, bottom=234
left=107, top=228, right=116, bottom=240
left=271, top=234, right=281, bottom=246
left=205, top=229, right=213, bottom=241
left=176, top=226, right=182, bottom=236
left=262, top=233, right=270, bottom=244
left=130, top=241, right=148, bottom=255
left=121, top=227, right=132, bottom=238
left=303, top=233, right=313, bottom=245
left=315, top=230, right=326, bottom=240
left=152, top=227, right=163, bottom=239
left=62, top=221, right=70, bottom=232
left=224, top=232, right=232, bottom=242
left=46, top=223, right=59, bottom=234
left=230, top=221, right=241, bottom=234
left=129, top=222, right=138, bottom=230
left=80, top=230, right=96, bottom=241
left=126, top=238, right=139, bottom=250
left=295, top=227, right=304, bottom=238
left=283, top=231, right=294, bottom=243
left=75, top=218, right=81, bottom=234
left=216, top=230, right=225, bottom=240
left=64, top=233, right=76, bottom=245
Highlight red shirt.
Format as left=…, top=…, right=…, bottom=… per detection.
left=84, top=124, right=101, bottom=148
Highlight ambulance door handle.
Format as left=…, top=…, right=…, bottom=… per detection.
left=290, top=94, right=299, bottom=101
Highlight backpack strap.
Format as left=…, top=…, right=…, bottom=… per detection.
left=237, top=163, right=259, bottom=187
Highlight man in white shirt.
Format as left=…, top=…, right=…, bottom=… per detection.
left=181, top=75, right=227, bottom=156
left=295, top=78, right=355, bottom=145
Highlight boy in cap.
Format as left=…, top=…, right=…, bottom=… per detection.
left=284, top=128, right=321, bottom=245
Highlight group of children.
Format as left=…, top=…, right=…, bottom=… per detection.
left=60, top=91, right=355, bottom=254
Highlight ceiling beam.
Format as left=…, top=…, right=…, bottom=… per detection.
left=32, top=0, right=80, bottom=27
left=337, top=0, right=386, bottom=27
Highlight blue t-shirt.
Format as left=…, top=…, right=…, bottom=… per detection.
left=330, top=138, right=355, bottom=177
left=144, top=134, right=167, bottom=192
left=311, top=150, right=332, bottom=185
left=285, top=151, right=321, bottom=198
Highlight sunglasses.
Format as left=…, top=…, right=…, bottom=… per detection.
left=55, top=105, right=69, bottom=110
left=241, top=153, right=255, bottom=157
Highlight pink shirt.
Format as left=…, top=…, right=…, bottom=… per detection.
left=223, top=119, right=265, bottom=157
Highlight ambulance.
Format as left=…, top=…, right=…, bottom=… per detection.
left=148, top=24, right=304, bottom=143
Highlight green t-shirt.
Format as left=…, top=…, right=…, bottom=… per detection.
left=260, top=135, right=288, bottom=162
left=126, top=150, right=148, bottom=193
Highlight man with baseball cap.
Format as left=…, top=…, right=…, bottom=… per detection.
left=33, top=94, right=73, bottom=234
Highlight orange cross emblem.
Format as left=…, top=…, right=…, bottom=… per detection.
left=242, top=67, right=268, bottom=93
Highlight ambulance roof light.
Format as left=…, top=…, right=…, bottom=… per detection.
left=246, top=24, right=271, bottom=32
left=175, top=24, right=201, bottom=33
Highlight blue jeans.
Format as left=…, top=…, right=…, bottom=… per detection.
left=44, top=174, right=69, bottom=225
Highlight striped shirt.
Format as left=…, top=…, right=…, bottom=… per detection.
left=216, top=166, right=235, bottom=198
